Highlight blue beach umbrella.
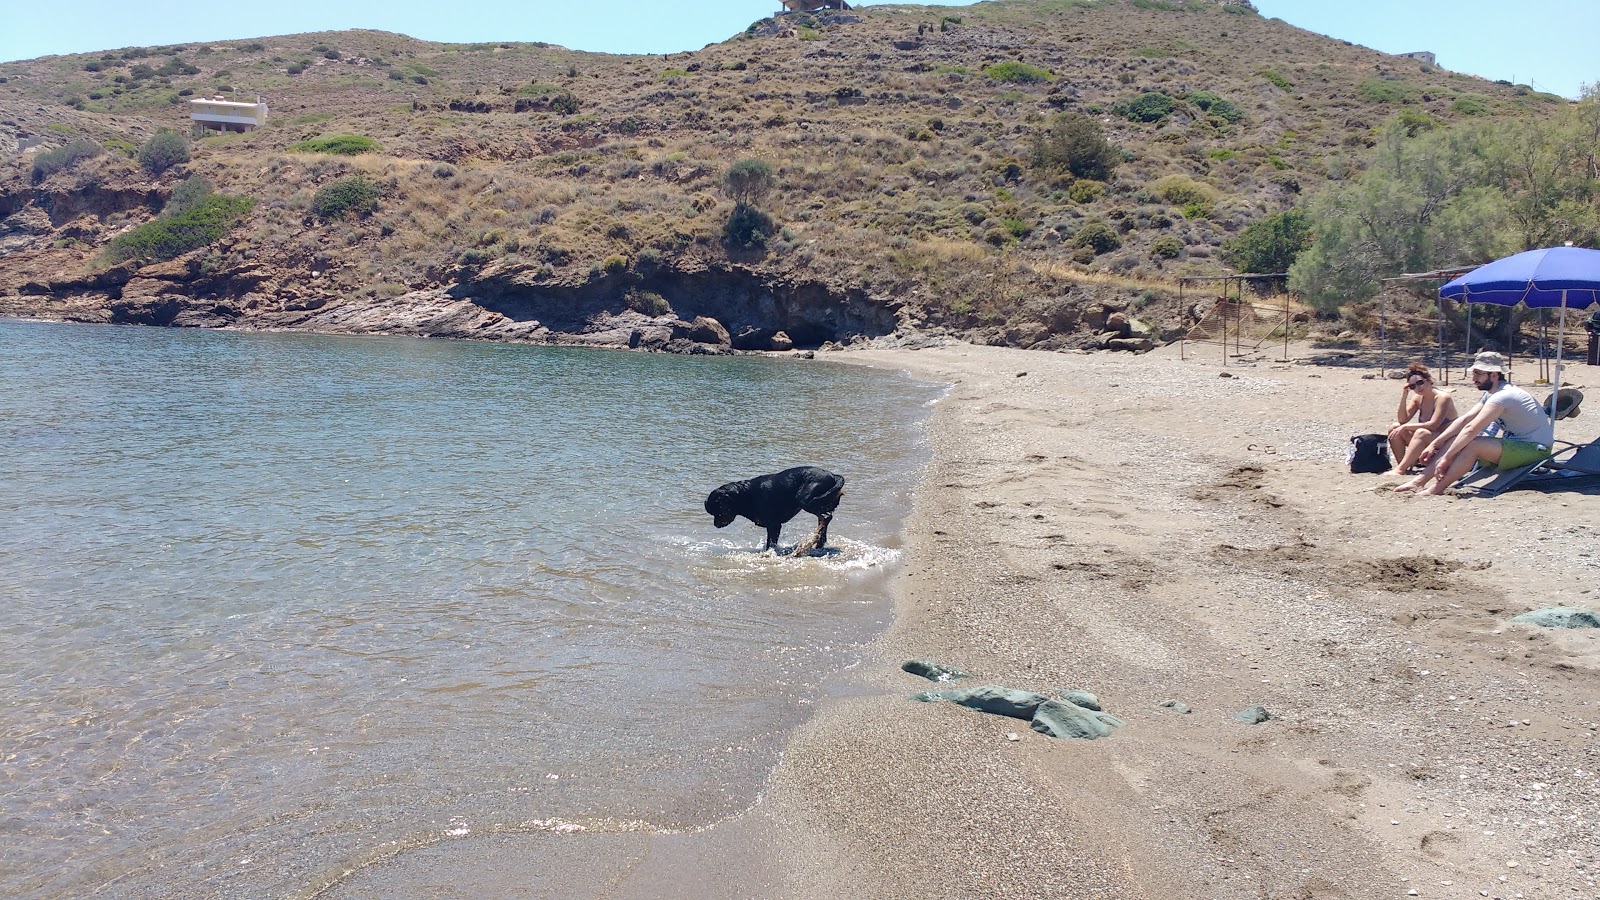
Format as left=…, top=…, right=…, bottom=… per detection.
left=1440, top=246, right=1600, bottom=417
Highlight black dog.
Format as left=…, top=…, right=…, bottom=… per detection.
left=704, top=466, right=845, bottom=555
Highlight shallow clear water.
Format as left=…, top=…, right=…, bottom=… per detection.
left=0, top=320, right=939, bottom=897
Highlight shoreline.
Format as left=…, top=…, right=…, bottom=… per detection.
left=590, top=342, right=1599, bottom=899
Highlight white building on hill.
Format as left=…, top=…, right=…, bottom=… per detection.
left=189, top=96, right=269, bottom=133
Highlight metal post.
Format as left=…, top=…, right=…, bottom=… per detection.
left=1552, top=293, right=1569, bottom=432
left=1440, top=291, right=1452, bottom=381
left=1281, top=289, right=1290, bottom=362
left=1379, top=283, right=1388, bottom=378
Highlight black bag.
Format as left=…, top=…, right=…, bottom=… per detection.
left=1348, top=433, right=1392, bottom=474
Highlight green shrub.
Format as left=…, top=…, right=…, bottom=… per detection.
left=1257, top=69, right=1292, bottom=91
left=1001, top=217, right=1032, bottom=239
left=1150, top=235, right=1184, bottom=259
left=31, top=139, right=102, bottom=183
left=983, top=61, right=1052, bottom=84
left=723, top=158, right=775, bottom=206
left=548, top=91, right=582, bottom=115
left=103, top=194, right=254, bottom=264
left=602, top=254, right=629, bottom=274
left=1113, top=92, right=1175, bottom=123
left=1394, top=108, right=1438, bottom=136
left=288, top=134, right=381, bottom=155
left=138, top=129, right=190, bottom=175
left=1067, top=179, right=1106, bottom=204
left=724, top=203, right=775, bottom=249
left=1150, top=174, right=1217, bottom=213
left=1188, top=91, right=1244, bottom=123
left=311, top=176, right=382, bottom=220
left=164, top=176, right=214, bottom=217
left=1072, top=220, right=1121, bottom=254
left=1450, top=94, right=1490, bottom=116
left=1357, top=78, right=1420, bottom=104
left=1221, top=209, right=1311, bottom=273
left=1030, top=112, right=1121, bottom=181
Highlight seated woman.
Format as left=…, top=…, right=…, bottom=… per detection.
left=1388, top=363, right=1457, bottom=474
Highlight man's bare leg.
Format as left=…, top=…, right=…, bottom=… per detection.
left=1424, top=438, right=1501, bottom=495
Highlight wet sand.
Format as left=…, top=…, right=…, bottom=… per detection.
left=332, top=341, right=1600, bottom=899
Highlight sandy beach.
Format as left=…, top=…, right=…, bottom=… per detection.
left=669, top=342, right=1598, bottom=899
left=327, top=341, right=1599, bottom=900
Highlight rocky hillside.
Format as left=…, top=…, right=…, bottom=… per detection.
left=0, top=0, right=1569, bottom=352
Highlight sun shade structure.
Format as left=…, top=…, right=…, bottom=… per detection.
left=1440, top=246, right=1600, bottom=423
left=1440, top=246, right=1600, bottom=308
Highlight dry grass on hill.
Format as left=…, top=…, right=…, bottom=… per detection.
left=0, top=0, right=1570, bottom=340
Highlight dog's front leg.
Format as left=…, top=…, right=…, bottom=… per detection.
left=764, top=523, right=783, bottom=553
left=813, top=513, right=831, bottom=550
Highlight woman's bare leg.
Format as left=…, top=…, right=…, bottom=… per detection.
left=1394, top=428, right=1434, bottom=473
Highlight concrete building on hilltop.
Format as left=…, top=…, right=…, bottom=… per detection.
left=189, top=95, right=269, bottom=134
left=780, top=0, right=851, bottom=11
left=1397, top=51, right=1439, bottom=67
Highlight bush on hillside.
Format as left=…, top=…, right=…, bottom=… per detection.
left=724, top=203, right=775, bottom=250
left=1030, top=112, right=1122, bottom=182
left=1357, top=78, right=1420, bottom=104
left=983, top=61, right=1052, bottom=84
left=288, top=134, right=381, bottom=155
left=103, top=193, right=254, bottom=264
left=1072, top=220, right=1121, bottom=254
left=1113, top=92, right=1175, bottom=123
left=31, top=139, right=102, bottom=183
left=1150, top=174, right=1217, bottom=217
left=311, top=176, right=382, bottom=220
left=1187, top=91, right=1244, bottom=123
left=1150, top=234, right=1185, bottom=259
left=164, top=176, right=214, bottom=217
left=723, top=158, right=775, bottom=206
left=548, top=91, right=582, bottom=115
left=1222, top=209, right=1312, bottom=274
left=138, top=129, right=190, bottom=175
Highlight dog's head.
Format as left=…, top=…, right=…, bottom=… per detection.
left=704, top=483, right=742, bottom=528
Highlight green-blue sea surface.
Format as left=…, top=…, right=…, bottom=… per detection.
left=0, top=320, right=940, bottom=897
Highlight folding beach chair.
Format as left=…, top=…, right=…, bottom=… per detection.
left=1454, top=389, right=1588, bottom=496
left=1485, top=433, right=1600, bottom=494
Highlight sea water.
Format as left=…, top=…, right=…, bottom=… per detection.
left=0, top=320, right=940, bottom=897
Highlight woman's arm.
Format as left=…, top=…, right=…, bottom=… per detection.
left=1395, top=384, right=1415, bottom=425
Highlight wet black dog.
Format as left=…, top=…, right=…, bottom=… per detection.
left=704, top=466, right=845, bottom=555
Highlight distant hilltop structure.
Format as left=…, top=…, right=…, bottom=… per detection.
left=780, top=0, right=851, bottom=11
left=189, top=95, right=269, bottom=134
left=1397, top=51, right=1439, bottom=68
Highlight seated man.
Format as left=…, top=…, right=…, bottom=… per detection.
left=1394, top=351, right=1553, bottom=495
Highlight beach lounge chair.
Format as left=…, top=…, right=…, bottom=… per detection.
left=1469, top=433, right=1600, bottom=495
left=1454, top=389, right=1589, bottom=496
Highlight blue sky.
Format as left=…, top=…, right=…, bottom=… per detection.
left=1, top=1, right=1594, bottom=99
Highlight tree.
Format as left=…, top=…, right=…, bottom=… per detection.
left=139, top=129, right=190, bottom=175
left=1289, top=122, right=1509, bottom=311
left=723, top=158, right=775, bottom=207
left=1222, top=210, right=1312, bottom=273
left=1030, top=112, right=1121, bottom=182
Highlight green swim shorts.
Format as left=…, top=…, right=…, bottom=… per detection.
left=1496, top=439, right=1550, bottom=470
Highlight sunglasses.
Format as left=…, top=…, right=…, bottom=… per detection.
left=1408, top=377, right=1427, bottom=387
